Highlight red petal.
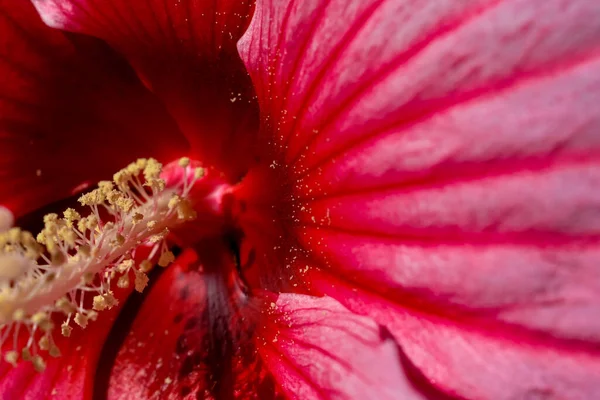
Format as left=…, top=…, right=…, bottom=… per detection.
left=0, top=284, right=135, bottom=399
left=31, top=0, right=259, bottom=180
left=0, top=0, right=188, bottom=218
left=106, top=245, right=282, bottom=399
left=311, top=270, right=600, bottom=399
left=106, top=242, right=434, bottom=399
left=106, top=249, right=206, bottom=399
left=238, top=0, right=600, bottom=397
left=257, top=293, right=435, bottom=400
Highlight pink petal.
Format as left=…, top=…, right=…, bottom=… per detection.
left=257, top=293, right=435, bottom=400
left=238, top=0, right=600, bottom=397
left=299, top=228, right=600, bottom=343
left=311, top=270, right=600, bottom=399
left=0, top=0, right=187, bottom=218
left=31, top=0, right=260, bottom=180
left=239, top=0, right=600, bottom=173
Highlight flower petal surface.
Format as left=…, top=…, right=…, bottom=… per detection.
left=238, top=0, right=600, bottom=398
left=31, top=0, right=260, bottom=180
left=311, top=270, right=600, bottom=400
left=257, top=293, right=441, bottom=400
left=0, top=284, right=134, bottom=400
left=0, top=0, right=187, bottom=218
left=105, top=246, right=282, bottom=400
left=105, top=243, right=435, bottom=399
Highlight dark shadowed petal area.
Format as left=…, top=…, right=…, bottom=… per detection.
left=238, top=0, right=600, bottom=398
left=31, top=0, right=260, bottom=181
left=105, top=246, right=281, bottom=400
left=0, top=0, right=188, bottom=219
left=106, top=244, right=430, bottom=399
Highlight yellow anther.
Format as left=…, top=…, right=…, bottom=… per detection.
left=98, top=181, right=114, bottom=195
left=116, top=198, right=134, bottom=213
left=12, top=309, right=25, bottom=322
left=7, top=228, right=21, bottom=243
left=134, top=270, right=149, bottom=293
left=106, top=190, right=123, bottom=205
left=194, top=167, right=205, bottom=179
left=78, top=189, right=105, bottom=206
left=92, top=295, right=107, bottom=311
left=124, top=164, right=136, bottom=175
left=139, top=260, right=153, bottom=273
left=61, top=322, right=72, bottom=337
left=63, top=208, right=81, bottom=226
left=31, top=312, right=53, bottom=332
left=147, top=221, right=157, bottom=229
left=86, top=215, right=98, bottom=230
left=103, top=292, right=118, bottom=309
left=58, top=227, right=76, bottom=247
left=158, top=251, right=175, bottom=268
left=20, top=231, right=36, bottom=245
left=39, top=335, right=50, bottom=351
left=43, top=214, right=59, bottom=225
left=93, top=292, right=118, bottom=311
left=117, top=259, right=134, bottom=273
left=178, top=157, right=190, bottom=168
left=117, top=274, right=130, bottom=289
left=148, top=178, right=165, bottom=192
left=74, top=313, right=88, bottom=328
left=4, top=351, right=18, bottom=366
left=45, top=239, right=57, bottom=255
left=113, top=169, right=132, bottom=189
left=77, top=218, right=88, bottom=234
left=168, top=195, right=181, bottom=210
left=149, top=228, right=169, bottom=243
left=143, top=158, right=162, bottom=181
left=132, top=213, right=144, bottom=225
left=32, top=355, right=46, bottom=372
left=21, top=348, right=32, bottom=361
left=135, top=158, right=148, bottom=170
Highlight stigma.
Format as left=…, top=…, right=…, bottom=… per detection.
left=0, top=158, right=205, bottom=371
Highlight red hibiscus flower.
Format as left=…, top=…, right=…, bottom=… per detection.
left=1, top=0, right=600, bottom=399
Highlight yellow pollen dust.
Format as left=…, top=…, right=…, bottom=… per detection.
left=0, top=157, right=202, bottom=371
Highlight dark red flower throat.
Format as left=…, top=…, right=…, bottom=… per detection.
left=96, top=149, right=300, bottom=399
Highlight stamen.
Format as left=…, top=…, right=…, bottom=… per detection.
left=0, top=158, right=200, bottom=370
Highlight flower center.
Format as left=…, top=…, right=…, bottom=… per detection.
left=0, top=158, right=213, bottom=371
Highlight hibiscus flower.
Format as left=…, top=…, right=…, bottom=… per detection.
left=1, top=0, right=600, bottom=399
